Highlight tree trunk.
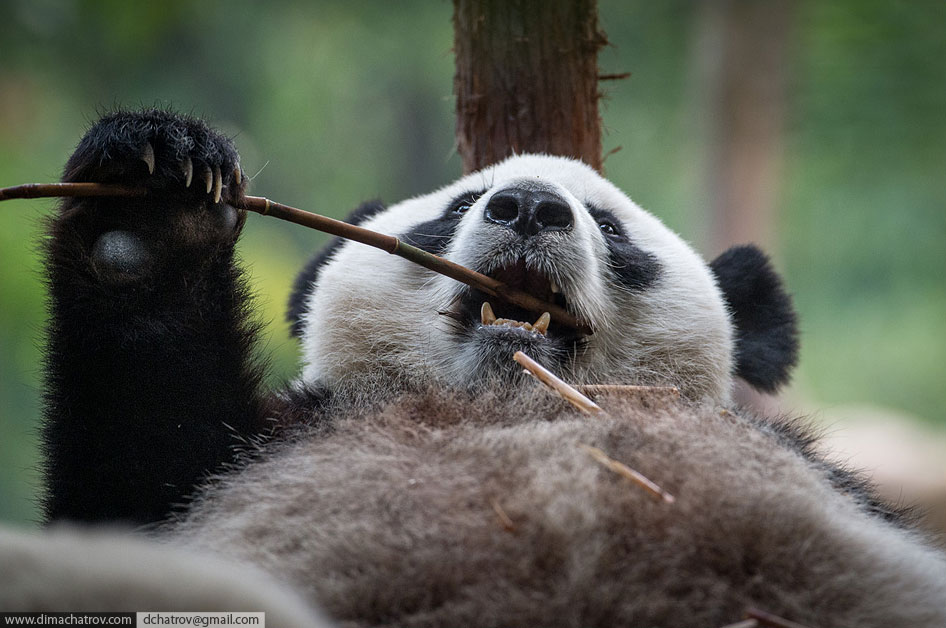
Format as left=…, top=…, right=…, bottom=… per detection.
left=453, top=0, right=606, bottom=174
left=696, top=0, right=792, bottom=256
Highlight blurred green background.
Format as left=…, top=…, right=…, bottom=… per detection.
left=1, top=1, right=944, bottom=526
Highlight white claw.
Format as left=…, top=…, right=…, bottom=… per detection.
left=550, top=280, right=560, bottom=294
left=533, top=312, right=551, bottom=335
left=213, top=165, right=223, bottom=203
left=203, top=165, right=213, bottom=194
left=141, top=142, right=155, bottom=174
left=481, top=302, right=496, bottom=325
left=183, top=157, right=193, bottom=187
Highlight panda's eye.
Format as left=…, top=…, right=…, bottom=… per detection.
left=598, top=220, right=621, bottom=237
left=449, top=192, right=482, bottom=216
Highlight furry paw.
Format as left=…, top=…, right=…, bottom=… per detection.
left=57, top=109, right=248, bottom=280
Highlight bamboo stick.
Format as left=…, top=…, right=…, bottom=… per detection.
left=0, top=182, right=591, bottom=334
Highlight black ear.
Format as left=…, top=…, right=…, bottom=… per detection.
left=709, top=245, right=799, bottom=393
left=287, top=200, right=387, bottom=337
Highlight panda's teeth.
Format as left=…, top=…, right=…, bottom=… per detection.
left=481, top=301, right=548, bottom=335
left=481, top=301, right=497, bottom=325
left=494, top=318, right=533, bottom=331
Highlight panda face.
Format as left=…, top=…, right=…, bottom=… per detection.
left=297, top=155, right=744, bottom=403
left=425, top=158, right=735, bottom=401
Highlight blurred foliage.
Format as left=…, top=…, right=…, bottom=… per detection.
left=0, top=0, right=943, bottom=525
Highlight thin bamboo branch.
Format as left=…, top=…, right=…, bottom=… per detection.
left=718, top=620, right=759, bottom=628
left=744, top=608, right=811, bottom=628
left=577, top=384, right=680, bottom=401
left=0, top=181, right=591, bottom=334
left=244, top=196, right=589, bottom=333
left=0, top=182, right=147, bottom=201
left=489, top=497, right=516, bottom=532
left=579, top=443, right=676, bottom=504
left=513, top=350, right=603, bottom=415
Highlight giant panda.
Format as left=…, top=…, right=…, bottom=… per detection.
left=3, top=109, right=946, bottom=627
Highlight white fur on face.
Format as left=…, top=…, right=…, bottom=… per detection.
left=300, top=155, right=734, bottom=403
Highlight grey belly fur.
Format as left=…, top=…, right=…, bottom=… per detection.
left=165, top=387, right=946, bottom=628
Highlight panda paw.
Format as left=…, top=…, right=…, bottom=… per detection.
left=58, top=110, right=248, bottom=279
left=64, top=108, right=246, bottom=206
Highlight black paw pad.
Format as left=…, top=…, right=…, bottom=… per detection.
left=92, top=230, right=151, bottom=276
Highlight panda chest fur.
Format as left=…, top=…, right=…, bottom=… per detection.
left=297, top=155, right=753, bottom=404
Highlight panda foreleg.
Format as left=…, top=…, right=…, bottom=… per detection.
left=42, top=110, right=270, bottom=526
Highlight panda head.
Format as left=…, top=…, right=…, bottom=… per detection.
left=289, top=155, right=797, bottom=404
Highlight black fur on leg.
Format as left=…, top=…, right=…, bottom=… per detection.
left=42, top=109, right=270, bottom=526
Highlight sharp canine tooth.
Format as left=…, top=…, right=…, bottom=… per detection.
left=533, top=312, right=551, bottom=335
left=481, top=302, right=496, bottom=325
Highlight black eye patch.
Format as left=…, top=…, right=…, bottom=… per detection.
left=401, top=189, right=486, bottom=255
left=587, top=206, right=662, bottom=292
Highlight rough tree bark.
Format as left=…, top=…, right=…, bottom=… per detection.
left=453, top=0, right=607, bottom=174
left=696, top=0, right=792, bottom=255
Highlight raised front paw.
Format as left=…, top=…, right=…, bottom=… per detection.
left=64, top=109, right=245, bottom=206
left=57, top=110, right=249, bottom=280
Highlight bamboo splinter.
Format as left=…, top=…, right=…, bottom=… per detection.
left=513, top=350, right=603, bottom=415
left=0, top=182, right=591, bottom=334
left=580, top=444, right=676, bottom=504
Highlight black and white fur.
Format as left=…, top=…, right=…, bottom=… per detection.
left=294, top=155, right=771, bottom=404
left=3, top=110, right=945, bottom=627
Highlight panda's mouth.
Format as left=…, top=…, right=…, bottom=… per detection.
left=452, top=260, right=580, bottom=344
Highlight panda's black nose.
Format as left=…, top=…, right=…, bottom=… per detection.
left=484, top=187, right=573, bottom=236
